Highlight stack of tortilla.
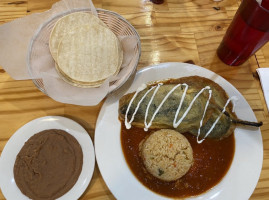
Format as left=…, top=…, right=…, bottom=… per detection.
left=49, top=12, right=123, bottom=87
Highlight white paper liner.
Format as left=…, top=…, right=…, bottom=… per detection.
left=0, top=0, right=140, bottom=106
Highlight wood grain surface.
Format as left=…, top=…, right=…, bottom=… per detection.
left=0, top=0, right=268, bottom=199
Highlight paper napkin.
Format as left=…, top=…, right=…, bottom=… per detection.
left=257, top=68, right=269, bottom=111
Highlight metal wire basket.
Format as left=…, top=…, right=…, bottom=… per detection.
left=27, top=8, right=141, bottom=94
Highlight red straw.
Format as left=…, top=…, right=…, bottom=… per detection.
left=262, top=0, right=269, bottom=10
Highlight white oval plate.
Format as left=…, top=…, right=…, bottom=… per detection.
left=95, top=62, right=263, bottom=200
left=0, top=116, right=95, bottom=200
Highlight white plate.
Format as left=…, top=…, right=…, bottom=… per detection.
left=0, top=116, right=95, bottom=200
left=95, top=62, right=263, bottom=200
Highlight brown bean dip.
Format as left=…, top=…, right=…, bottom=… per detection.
left=14, top=129, right=83, bottom=200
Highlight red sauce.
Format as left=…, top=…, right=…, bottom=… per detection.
left=121, top=124, right=235, bottom=198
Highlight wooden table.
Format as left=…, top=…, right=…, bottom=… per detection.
left=0, top=0, right=268, bottom=199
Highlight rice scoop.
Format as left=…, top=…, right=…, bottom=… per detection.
left=140, top=129, right=193, bottom=181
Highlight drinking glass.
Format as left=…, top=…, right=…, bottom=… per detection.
left=217, top=0, right=269, bottom=66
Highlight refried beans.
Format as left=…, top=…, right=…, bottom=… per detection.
left=13, top=129, right=83, bottom=200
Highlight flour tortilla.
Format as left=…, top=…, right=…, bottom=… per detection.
left=49, top=12, right=107, bottom=60
left=57, top=24, right=122, bottom=83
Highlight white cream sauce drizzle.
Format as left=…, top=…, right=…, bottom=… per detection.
left=144, top=83, right=163, bottom=131
left=196, top=88, right=212, bottom=143
left=196, top=96, right=237, bottom=143
left=125, top=83, right=148, bottom=129
left=173, top=86, right=211, bottom=128
left=124, top=82, right=237, bottom=143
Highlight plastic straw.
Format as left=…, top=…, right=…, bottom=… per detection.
left=262, top=0, right=269, bottom=10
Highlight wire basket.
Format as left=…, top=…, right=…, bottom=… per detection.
left=27, top=8, right=141, bottom=94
